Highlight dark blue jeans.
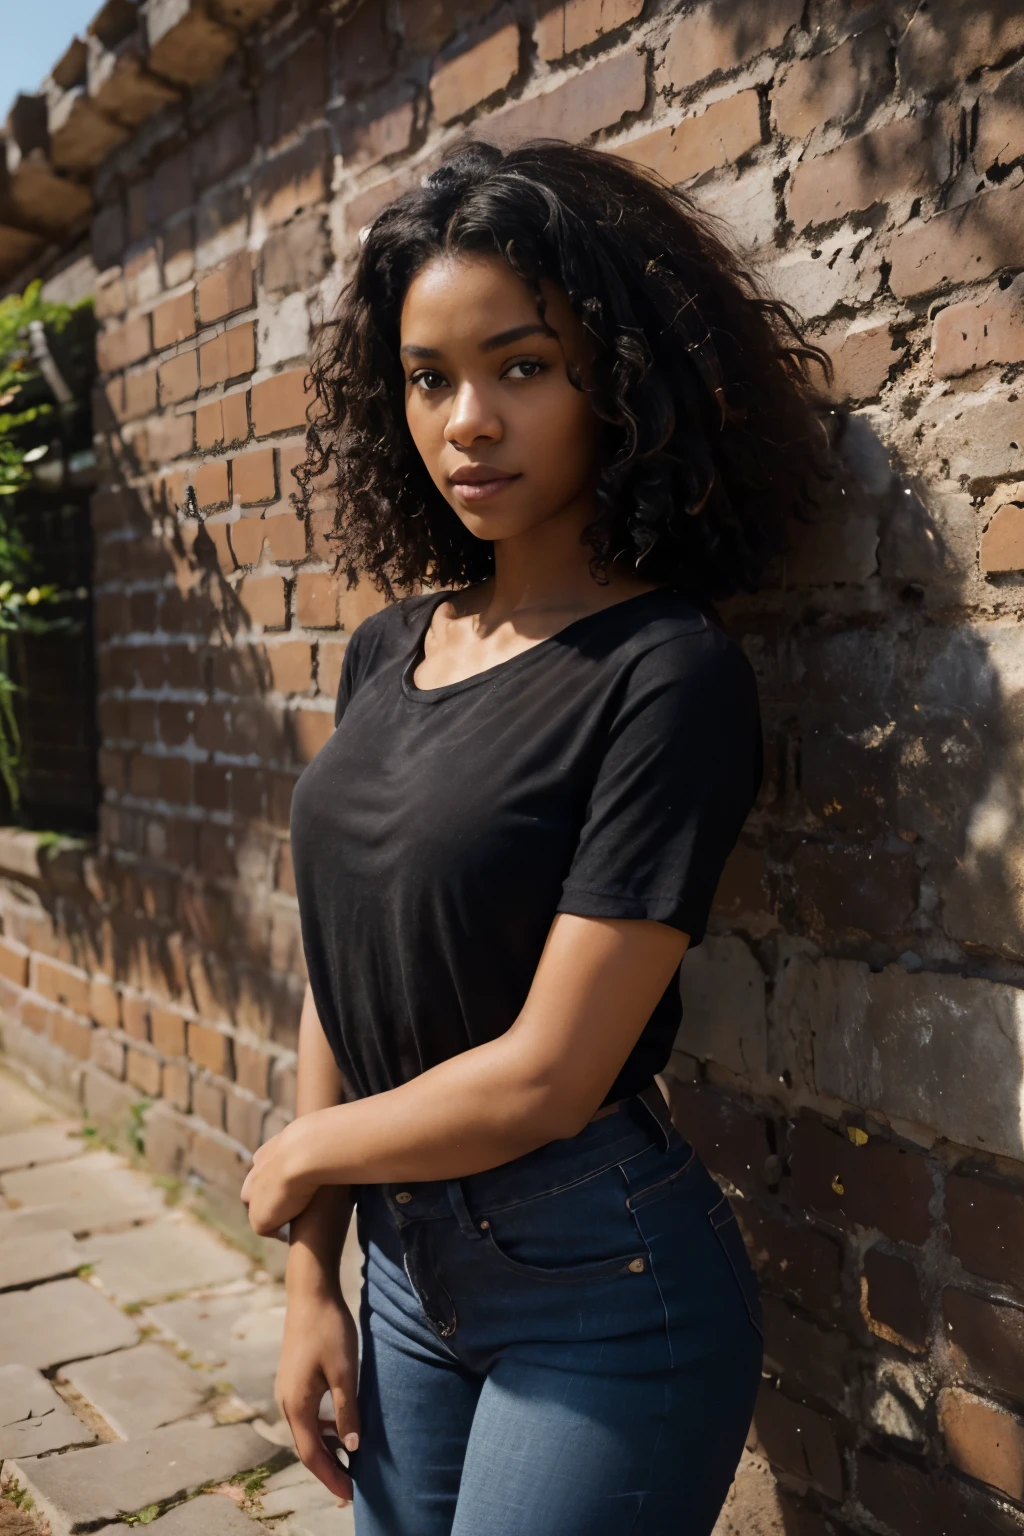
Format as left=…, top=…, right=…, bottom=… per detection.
left=351, top=1091, right=763, bottom=1535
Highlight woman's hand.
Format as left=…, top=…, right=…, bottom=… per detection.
left=277, top=1286, right=361, bottom=1504
left=241, top=1117, right=319, bottom=1237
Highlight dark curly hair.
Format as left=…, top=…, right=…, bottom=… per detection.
left=299, top=138, right=839, bottom=603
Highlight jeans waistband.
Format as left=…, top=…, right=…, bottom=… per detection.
left=361, top=1083, right=679, bottom=1230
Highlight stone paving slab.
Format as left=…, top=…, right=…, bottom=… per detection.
left=0, top=1276, right=139, bottom=1370
left=0, top=1197, right=158, bottom=1240
left=0, top=1229, right=84, bottom=1291
left=147, top=1287, right=286, bottom=1415
left=8, top=1421, right=280, bottom=1536
left=286, top=1508, right=355, bottom=1536
left=94, top=1494, right=267, bottom=1534
left=1, top=1150, right=167, bottom=1222
left=81, top=1213, right=252, bottom=1306
left=60, top=1342, right=213, bottom=1438
left=260, top=1461, right=356, bottom=1534
left=0, top=1121, right=86, bottom=1173
left=0, top=1363, right=97, bottom=1458
left=0, top=1063, right=61, bottom=1133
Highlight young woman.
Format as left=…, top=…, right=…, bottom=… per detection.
left=241, top=139, right=834, bottom=1535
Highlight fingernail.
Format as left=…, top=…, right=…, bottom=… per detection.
left=337, top=1498, right=352, bottom=1508
left=343, top=1432, right=360, bottom=1452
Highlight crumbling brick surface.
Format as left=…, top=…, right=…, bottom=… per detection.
left=3, top=3, right=1024, bottom=1530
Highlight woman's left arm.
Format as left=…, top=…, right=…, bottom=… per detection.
left=242, top=912, right=687, bottom=1235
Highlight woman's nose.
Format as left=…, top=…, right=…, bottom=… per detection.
left=444, top=382, right=502, bottom=448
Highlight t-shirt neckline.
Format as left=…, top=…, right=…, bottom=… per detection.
left=400, top=586, right=675, bottom=704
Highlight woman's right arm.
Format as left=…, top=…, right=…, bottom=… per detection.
left=276, top=983, right=360, bottom=1503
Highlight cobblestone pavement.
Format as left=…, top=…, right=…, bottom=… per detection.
left=0, top=1062, right=357, bottom=1536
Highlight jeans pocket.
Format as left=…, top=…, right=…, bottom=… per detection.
left=482, top=1229, right=648, bottom=1285
left=625, top=1143, right=697, bottom=1212
left=708, top=1196, right=763, bottom=1337
left=479, top=1169, right=648, bottom=1286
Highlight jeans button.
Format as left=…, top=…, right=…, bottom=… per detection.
left=395, top=1191, right=413, bottom=1204
left=628, top=1257, right=645, bottom=1273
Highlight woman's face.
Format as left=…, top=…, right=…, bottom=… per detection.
left=400, top=252, right=603, bottom=545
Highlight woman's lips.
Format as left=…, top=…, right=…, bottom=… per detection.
left=450, top=473, right=521, bottom=502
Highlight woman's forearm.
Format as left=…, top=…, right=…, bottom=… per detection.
left=286, top=985, right=352, bottom=1294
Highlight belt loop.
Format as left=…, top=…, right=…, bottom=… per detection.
left=628, top=1082, right=673, bottom=1152
left=446, top=1178, right=484, bottom=1239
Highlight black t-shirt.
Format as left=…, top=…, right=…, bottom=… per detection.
left=289, top=588, right=762, bottom=1106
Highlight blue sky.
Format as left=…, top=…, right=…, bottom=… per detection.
left=1, top=0, right=104, bottom=120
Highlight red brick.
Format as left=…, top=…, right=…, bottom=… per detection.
left=89, top=976, right=120, bottom=1029
left=290, top=707, right=335, bottom=763
left=191, top=105, right=254, bottom=193
left=239, top=573, right=287, bottom=629
left=225, top=1085, right=266, bottom=1151
left=93, top=202, right=125, bottom=270
left=188, top=1122, right=251, bottom=1196
left=316, top=640, right=346, bottom=699
left=197, top=251, right=254, bottom=325
left=431, top=17, right=519, bottom=124
left=734, top=1201, right=843, bottom=1317
left=261, top=212, right=330, bottom=296
left=126, top=1045, right=162, bottom=1096
left=121, top=992, right=151, bottom=1041
left=194, top=458, right=230, bottom=510
left=751, top=1384, right=843, bottom=1500
left=194, top=1074, right=226, bottom=1130
left=196, top=390, right=250, bottom=451
left=658, top=0, right=802, bottom=91
left=789, top=1118, right=932, bottom=1245
left=52, top=1013, right=93, bottom=1062
left=234, top=1039, right=271, bottom=1098
left=536, top=0, right=642, bottom=60
left=980, top=503, right=1024, bottom=575
left=149, top=149, right=192, bottom=223
left=944, top=1288, right=1024, bottom=1402
left=824, top=318, right=900, bottom=402
left=198, top=322, right=256, bottom=388
left=762, top=1296, right=849, bottom=1406
left=258, top=32, right=328, bottom=149
left=228, top=517, right=267, bottom=566
left=332, top=1, right=394, bottom=94
left=162, top=1060, right=191, bottom=1111
left=232, top=447, right=276, bottom=505
left=32, top=955, right=90, bottom=1016
left=711, top=839, right=775, bottom=930
left=489, top=46, right=645, bottom=144
left=788, top=118, right=938, bottom=231
left=91, top=1029, right=125, bottom=1080
left=617, top=92, right=762, bottom=185
left=861, top=1247, right=927, bottom=1351
left=147, top=409, right=194, bottom=462
left=940, top=1387, right=1024, bottom=1501
left=150, top=1005, right=187, bottom=1058
left=97, top=313, right=151, bottom=372
left=933, top=285, right=1024, bottom=380
left=268, top=641, right=314, bottom=693
left=276, top=840, right=296, bottom=896
left=157, top=351, right=198, bottom=406
left=976, top=59, right=1024, bottom=172
left=265, top=509, right=307, bottom=563
left=254, top=128, right=330, bottom=228
left=897, top=0, right=1024, bottom=95
left=792, top=843, right=917, bottom=938
left=856, top=1451, right=1021, bottom=1536
left=158, top=756, right=191, bottom=805
left=251, top=368, right=313, bottom=437
left=294, top=571, right=338, bottom=628
left=338, top=578, right=386, bottom=632
left=0, top=936, right=29, bottom=987
left=947, top=1170, right=1024, bottom=1291
left=129, top=752, right=161, bottom=798
left=123, top=367, right=159, bottom=420
left=667, top=1081, right=771, bottom=1195
left=773, top=30, right=893, bottom=142
left=187, top=1020, right=231, bottom=1076
left=889, top=181, right=1024, bottom=300
left=151, top=289, right=196, bottom=350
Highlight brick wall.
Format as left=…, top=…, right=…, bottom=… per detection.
left=2, top=0, right=1024, bottom=1529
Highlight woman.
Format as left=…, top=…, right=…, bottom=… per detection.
left=241, top=139, right=834, bottom=1535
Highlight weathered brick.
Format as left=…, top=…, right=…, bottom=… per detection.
left=234, top=1039, right=271, bottom=1098
left=151, top=289, right=195, bottom=350
left=618, top=92, right=762, bottom=185
left=947, top=1171, right=1024, bottom=1292
left=91, top=1028, right=126, bottom=1080
left=89, top=976, right=120, bottom=1029
left=260, top=211, right=330, bottom=296
left=253, top=128, right=330, bottom=228
left=667, top=1081, right=771, bottom=1195
left=399, top=0, right=494, bottom=51
left=857, top=1451, right=1021, bottom=1536
left=773, top=29, right=894, bottom=143
left=225, top=1085, right=265, bottom=1151
left=861, top=1247, right=928, bottom=1351
left=162, top=1059, right=191, bottom=1111
left=789, top=1118, right=932, bottom=1245
left=196, top=252, right=254, bottom=325
left=150, top=1005, right=187, bottom=1058
left=97, top=313, right=151, bottom=373
left=316, top=639, right=346, bottom=700
left=157, top=350, right=199, bottom=406
left=734, top=1201, right=843, bottom=1316
left=123, top=367, right=159, bottom=420
left=711, top=840, right=776, bottom=931
left=889, top=182, right=1024, bottom=299
left=52, top=1012, right=93, bottom=1061
left=792, top=843, right=917, bottom=937
left=658, top=0, right=803, bottom=92
left=825, top=317, right=900, bottom=402
left=932, top=277, right=1024, bottom=379
left=196, top=390, right=249, bottom=451
left=193, top=1073, right=226, bottom=1130
left=147, top=409, right=194, bottom=462
left=339, top=85, right=417, bottom=171
left=194, top=458, right=230, bottom=510
left=788, top=118, right=938, bottom=230
left=239, top=573, right=287, bottom=629
left=337, top=578, right=386, bottom=631
left=332, top=0, right=394, bottom=95
left=267, top=641, right=314, bottom=694
left=431, top=17, right=519, bottom=124
left=187, top=1020, right=231, bottom=1077
left=192, top=105, right=254, bottom=194
left=489, top=46, right=645, bottom=144
left=121, top=992, right=151, bottom=1041
left=536, top=0, right=642, bottom=59
left=751, top=1384, right=844, bottom=1500
left=0, top=936, right=29, bottom=987
left=294, top=571, right=338, bottom=628
left=944, top=1288, right=1024, bottom=1401
left=290, top=707, right=335, bottom=763
left=975, top=59, right=1024, bottom=172
left=149, top=149, right=192, bottom=224
left=199, top=323, right=256, bottom=388
left=265, top=508, right=307, bottom=562
left=898, top=0, right=1024, bottom=94
left=126, top=1045, right=162, bottom=1097
left=232, top=447, right=276, bottom=505
left=251, top=368, right=313, bottom=437
left=32, top=956, right=91, bottom=1016
left=762, top=1296, right=849, bottom=1406
left=275, top=839, right=296, bottom=896
left=939, top=1388, right=1024, bottom=1501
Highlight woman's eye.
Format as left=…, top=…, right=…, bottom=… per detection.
left=411, top=370, right=448, bottom=391
left=504, top=359, right=545, bottom=380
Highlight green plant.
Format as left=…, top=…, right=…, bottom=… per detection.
left=0, top=280, right=95, bottom=809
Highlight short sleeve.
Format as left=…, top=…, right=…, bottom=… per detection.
left=334, top=633, right=359, bottom=728
left=556, top=630, right=762, bottom=945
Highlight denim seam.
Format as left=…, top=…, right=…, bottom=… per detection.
left=622, top=1163, right=675, bottom=1372
left=624, top=1147, right=697, bottom=1212
left=474, top=1141, right=652, bottom=1217
left=708, top=1196, right=764, bottom=1341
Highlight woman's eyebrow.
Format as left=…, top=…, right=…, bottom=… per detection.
left=399, top=322, right=554, bottom=360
